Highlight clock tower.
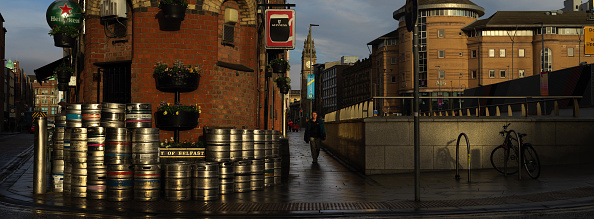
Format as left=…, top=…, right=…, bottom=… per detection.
left=301, top=31, right=316, bottom=121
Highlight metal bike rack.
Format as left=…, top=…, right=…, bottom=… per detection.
left=455, top=133, right=471, bottom=183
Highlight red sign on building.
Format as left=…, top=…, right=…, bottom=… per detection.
left=265, top=9, right=295, bottom=50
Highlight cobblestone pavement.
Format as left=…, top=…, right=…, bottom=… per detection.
left=0, top=131, right=593, bottom=217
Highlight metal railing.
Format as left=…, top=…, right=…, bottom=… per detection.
left=325, top=96, right=583, bottom=122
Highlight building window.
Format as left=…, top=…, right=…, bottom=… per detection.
left=500, top=70, right=506, bottom=78
left=438, top=50, right=445, bottom=58
left=102, top=61, right=132, bottom=103
left=471, top=50, right=477, bottom=58
left=489, top=49, right=495, bottom=57
left=472, top=70, right=477, bottom=79
left=438, top=29, right=445, bottom=38
left=519, top=69, right=525, bottom=78
left=542, top=48, right=553, bottom=72
left=439, top=70, right=445, bottom=79
left=500, top=49, right=506, bottom=57
left=519, top=48, right=525, bottom=57
left=391, top=76, right=396, bottom=83
left=489, top=70, right=495, bottom=78
left=391, top=57, right=397, bottom=64
left=568, top=47, right=574, bottom=57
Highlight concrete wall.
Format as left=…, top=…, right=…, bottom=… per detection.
left=324, top=117, right=594, bottom=175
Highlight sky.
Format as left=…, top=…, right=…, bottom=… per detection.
left=1, top=0, right=568, bottom=88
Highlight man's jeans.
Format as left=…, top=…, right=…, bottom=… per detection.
left=309, top=137, right=321, bottom=162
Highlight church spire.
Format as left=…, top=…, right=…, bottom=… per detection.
left=303, top=31, right=317, bottom=58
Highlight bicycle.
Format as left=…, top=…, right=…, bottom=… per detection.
left=490, top=123, right=541, bottom=179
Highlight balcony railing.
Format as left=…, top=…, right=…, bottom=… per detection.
left=324, top=96, right=583, bottom=122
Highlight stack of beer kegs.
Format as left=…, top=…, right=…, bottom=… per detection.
left=106, top=127, right=133, bottom=201
left=204, top=127, right=231, bottom=162
left=51, top=126, right=65, bottom=192
left=101, top=103, right=125, bottom=128
left=233, top=160, right=251, bottom=193
left=62, top=129, right=71, bottom=196
left=87, top=127, right=107, bottom=199
left=241, top=129, right=254, bottom=160
left=131, top=128, right=160, bottom=201
left=271, top=130, right=281, bottom=185
left=70, top=127, right=88, bottom=198
left=165, top=161, right=191, bottom=201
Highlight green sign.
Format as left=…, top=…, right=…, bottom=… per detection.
left=46, top=0, right=83, bottom=29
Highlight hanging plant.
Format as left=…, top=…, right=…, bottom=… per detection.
left=155, top=102, right=200, bottom=131
left=159, top=0, right=188, bottom=20
left=274, top=76, right=291, bottom=94
left=153, top=60, right=201, bottom=92
left=49, top=25, right=79, bottom=48
left=268, top=58, right=290, bottom=73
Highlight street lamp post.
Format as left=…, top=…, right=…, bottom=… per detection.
left=308, top=24, right=319, bottom=119
left=436, top=65, right=441, bottom=110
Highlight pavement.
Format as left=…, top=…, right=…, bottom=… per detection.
left=1, top=131, right=594, bottom=218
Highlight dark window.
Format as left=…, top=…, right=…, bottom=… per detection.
left=471, top=50, right=476, bottom=58
left=102, top=62, right=131, bottom=103
left=223, top=24, right=234, bottom=45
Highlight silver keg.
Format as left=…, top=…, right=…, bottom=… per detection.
left=233, top=160, right=252, bottom=193
left=131, top=128, right=159, bottom=164
left=241, top=129, right=254, bottom=160
left=253, top=130, right=265, bottom=159
left=87, top=167, right=107, bottom=200
left=55, top=115, right=67, bottom=128
left=192, top=162, right=219, bottom=201
left=82, top=104, right=102, bottom=127
left=229, top=129, right=242, bottom=161
left=250, top=159, right=265, bottom=191
left=165, top=161, right=191, bottom=201
left=70, top=127, right=87, bottom=198
left=264, top=130, right=273, bottom=158
left=218, top=161, right=234, bottom=195
left=101, top=103, right=126, bottom=128
left=107, top=165, right=133, bottom=188
left=204, top=128, right=231, bottom=162
left=126, top=103, right=152, bottom=128
left=106, top=128, right=131, bottom=165
left=66, top=104, right=82, bottom=128
left=52, top=173, right=64, bottom=193
left=273, top=157, right=282, bottom=185
left=264, top=158, right=274, bottom=187
left=106, top=189, right=133, bottom=202
left=272, top=130, right=280, bottom=157
left=134, top=164, right=160, bottom=201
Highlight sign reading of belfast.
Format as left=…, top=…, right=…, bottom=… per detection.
left=265, top=9, right=296, bottom=50
left=46, top=0, right=83, bottom=28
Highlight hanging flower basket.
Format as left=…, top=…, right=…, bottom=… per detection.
left=159, top=1, right=188, bottom=20
left=155, top=111, right=199, bottom=131
left=155, top=103, right=200, bottom=131
left=53, top=33, right=76, bottom=48
left=269, top=58, right=290, bottom=73
left=279, top=85, right=290, bottom=94
left=153, top=61, right=201, bottom=93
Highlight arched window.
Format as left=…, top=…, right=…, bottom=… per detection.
left=541, top=48, right=552, bottom=72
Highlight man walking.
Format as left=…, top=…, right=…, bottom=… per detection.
left=304, top=111, right=326, bottom=163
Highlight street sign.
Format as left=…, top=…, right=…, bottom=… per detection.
left=265, top=9, right=296, bottom=50
left=307, top=75, right=315, bottom=99
left=585, top=26, right=594, bottom=55
left=405, top=0, right=418, bottom=32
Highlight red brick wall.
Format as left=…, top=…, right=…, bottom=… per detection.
left=81, top=1, right=279, bottom=142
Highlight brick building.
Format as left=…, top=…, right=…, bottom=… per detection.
left=381, top=0, right=594, bottom=114
left=29, top=75, right=60, bottom=118
left=35, top=0, right=289, bottom=140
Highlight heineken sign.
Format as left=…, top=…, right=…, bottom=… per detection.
left=46, top=0, right=83, bottom=29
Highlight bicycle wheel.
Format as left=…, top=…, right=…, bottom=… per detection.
left=490, top=145, right=519, bottom=175
left=522, top=143, right=541, bottom=179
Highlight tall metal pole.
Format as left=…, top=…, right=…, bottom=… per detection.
left=309, top=24, right=319, bottom=119
left=541, top=22, right=545, bottom=72
left=34, top=117, right=48, bottom=195
left=413, top=13, right=421, bottom=202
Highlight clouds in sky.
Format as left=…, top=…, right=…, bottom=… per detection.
left=0, top=0, right=572, bottom=85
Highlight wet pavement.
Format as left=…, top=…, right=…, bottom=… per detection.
left=1, top=131, right=594, bottom=217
